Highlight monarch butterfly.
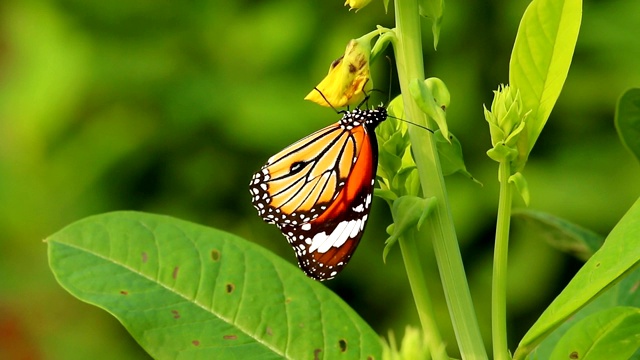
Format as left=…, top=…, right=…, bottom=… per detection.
left=249, top=105, right=387, bottom=281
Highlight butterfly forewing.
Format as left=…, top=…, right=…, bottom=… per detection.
left=250, top=107, right=387, bottom=280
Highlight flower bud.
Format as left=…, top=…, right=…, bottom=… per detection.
left=344, top=0, right=374, bottom=11
left=305, top=37, right=372, bottom=108
left=484, top=84, right=529, bottom=148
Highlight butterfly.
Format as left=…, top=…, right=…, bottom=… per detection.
left=249, top=105, right=388, bottom=281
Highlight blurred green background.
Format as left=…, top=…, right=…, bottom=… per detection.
left=1, top=0, right=639, bottom=358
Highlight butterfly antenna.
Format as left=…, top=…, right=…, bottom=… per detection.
left=387, top=114, right=435, bottom=134
left=313, top=87, right=345, bottom=114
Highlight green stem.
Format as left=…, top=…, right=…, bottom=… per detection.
left=393, top=1, right=488, bottom=359
left=492, top=161, right=513, bottom=360
left=399, top=233, right=448, bottom=360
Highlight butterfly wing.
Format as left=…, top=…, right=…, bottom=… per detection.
left=250, top=119, right=377, bottom=280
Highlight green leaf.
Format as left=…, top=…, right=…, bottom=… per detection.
left=512, top=209, right=604, bottom=261
left=424, top=77, right=450, bottom=111
left=549, top=307, right=640, bottom=360
left=383, top=196, right=436, bottom=262
left=418, top=0, right=444, bottom=49
left=513, top=197, right=640, bottom=359
left=509, top=0, right=582, bottom=171
left=374, top=188, right=398, bottom=203
left=391, top=165, right=418, bottom=197
left=529, top=266, right=640, bottom=359
left=47, top=211, right=382, bottom=359
left=409, top=78, right=449, bottom=140
left=434, top=130, right=481, bottom=185
left=615, top=88, right=640, bottom=163
left=508, top=172, right=530, bottom=206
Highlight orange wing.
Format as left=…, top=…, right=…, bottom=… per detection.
left=249, top=107, right=387, bottom=280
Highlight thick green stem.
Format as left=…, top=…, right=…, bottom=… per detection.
left=399, top=233, right=448, bottom=360
left=393, top=1, right=488, bottom=359
left=492, top=161, right=513, bottom=360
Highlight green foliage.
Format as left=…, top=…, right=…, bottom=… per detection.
left=434, top=130, right=479, bottom=183
left=509, top=0, right=582, bottom=171
left=512, top=209, right=604, bottom=262
left=529, top=265, right=640, bottom=359
left=514, top=197, right=640, bottom=359
left=615, top=88, right=640, bottom=163
left=409, top=78, right=449, bottom=140
left=549, top=307, right=640, bottom=360
left=418, top=0, right=444, bottom=49
left=382, top=326, right=431, bottom=360
left=383, top=196, right=436, bottom=262
left=3, top=0, right=639, bottom=358
left=48, top=211, right=382, bottom=359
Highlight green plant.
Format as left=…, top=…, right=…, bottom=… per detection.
left=46, top=0, right=640, bottom=359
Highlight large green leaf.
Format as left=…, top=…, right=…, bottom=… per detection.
left=509, top=0, right=582, bottom=170
left=615, top=88, right=640, bottom=163
left=549, top=307, right=640, bottom=360
left=513, top=197, right=640, bottom=359
left=528, top=265, right=640, bottom=359
left=47, top=211, right=382, bottom=359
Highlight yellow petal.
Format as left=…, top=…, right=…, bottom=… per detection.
left=305, top=39, right=372, bottom=108
left=344, top=0, right=374, bottom=11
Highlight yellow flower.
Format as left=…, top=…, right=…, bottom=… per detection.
left=305, top=38, right=372, bottom=108
left=344, top=0, right=373, bottom=11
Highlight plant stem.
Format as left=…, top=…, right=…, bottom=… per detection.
left=492, top=160, right=513, bottom=360
left=399, top=233, right=448, bottom=360
left=393, top=1, right=488, bottom=359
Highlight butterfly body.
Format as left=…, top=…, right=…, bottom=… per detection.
left=250, top=106, right=387, bottom=280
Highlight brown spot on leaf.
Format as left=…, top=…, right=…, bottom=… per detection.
left=192, top=340, right=200, bottom=346
left=266, top=327, right=273, bottom=336
left=223, top=335, right=237, bottom=340
left=211, top=249, right=221, bottom=261
left=570, top=351, right=579, bottom=359
left=120, top=290, right=128, bottom=295
left=141, top=252, right=148, bottom=263
left=630, top=281, right=639, bottom=294
left=172, top=266, right=179, bottom=279
left=313, top=349, right=322, bottom=360
left=348, top=63, right=357, bottom=73
left=171, top=310, right=180, bottom=319
left=226, top=283, right=235, bottom=294
left=338, top=339, right=347, bottom=352
left=367, top=356, right=373, bottom=360
left=285, top=298, right=292, bottom=304
left=595, top=262, right=601, bottom=268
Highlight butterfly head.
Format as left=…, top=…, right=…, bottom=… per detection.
left=340, top=106, right=388, bottom=131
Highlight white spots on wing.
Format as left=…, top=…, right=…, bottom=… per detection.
left=349, top=219, right=362, bottom=238
left=301, top=223, right=311, bottom=231
left=308, top=218, right=364, bottom=254
left=322, top=221, right=349, bottom=251
left=260, top=183, right=268, bottom=191
left=353, top=204, right=364, bottom=213
left=309, top=232, right=329, bottom=253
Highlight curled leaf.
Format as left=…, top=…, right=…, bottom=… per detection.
left=409, top=78, right=449, bottom=140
